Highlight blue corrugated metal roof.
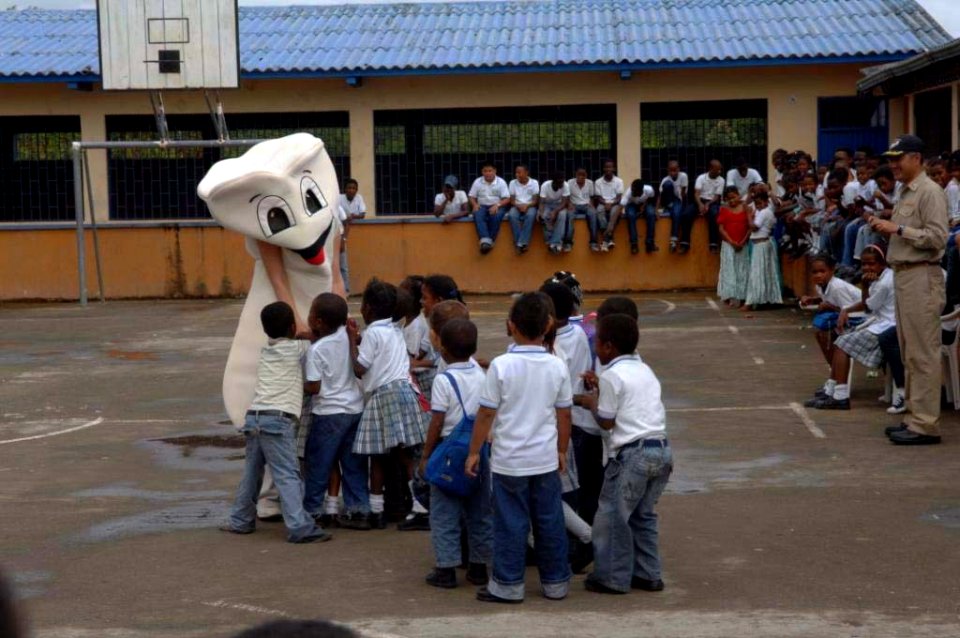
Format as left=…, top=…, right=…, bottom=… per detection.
left=0, top=0, right=951, bottom=80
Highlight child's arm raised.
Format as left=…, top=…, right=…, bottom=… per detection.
left=465, top=406, right=496, bottom=478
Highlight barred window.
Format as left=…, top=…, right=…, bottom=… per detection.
left=1, top=116, right=81, bottom=222
left=374, top=105, right=616, bottom=215
left=640, top=100, right=768, bottom=197
left=106, top=112, right=350, bottom=220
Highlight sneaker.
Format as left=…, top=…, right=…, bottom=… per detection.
left=630, top=243, right=640, bottom=255
left=708, top=243, right=720, bottom=254
left=218, top=525, right=254, bottom=535
left=397, top=513, right=430, bottom=531
left=887, top=393, right=906, bottom=415
left=291, top=528, right=332, bottom=544
left=368, top=512, right=387, bottom=530
left=584, top=577, right=626, bottom=595
left=476, top=587, right=522, bottom=604
left=519, top=244, right=529, bottom=254
left=590, top=242, right=600, bottom=252
left=679, top=243, right=691, bottom=254
left=338, top=512, right=372, bottom=530
left=479, top=241, right=493, bottom=255
left=425, top=567, right=458, bottom=589
left=631, top=576, right=665, bottom=591
left=562, top=243, right=573, bottom=253
left=600, top=242, right=610, bottom=252
left=645, top=243, right=659, bottom=254
left=604, top=236, right=615, bottom=251
left=669, top=239, right=678, bottom=253
left=803, top=395, right=825, bottom=408
left=810, top=396, right=850, bottom=410
left=311, top=513, right=338, bottom=529
left=466, top=562, right=489, bottom=586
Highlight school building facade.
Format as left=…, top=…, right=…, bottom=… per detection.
left=0, top=1, right=951, bottom=300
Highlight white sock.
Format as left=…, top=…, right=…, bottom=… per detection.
left=409, top=480, right=429, bottom=514
left=823, top=379, right=837, bottom=395
left=323, top=495, right=339, bottom=515
left=833, top=384, right=850, bottom=401
left=562, top=502, right=592, bottom=544
left=369, top=493, right=384, bottom=514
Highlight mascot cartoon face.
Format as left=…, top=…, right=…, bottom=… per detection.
left=197, top=133, right=338, bottom=265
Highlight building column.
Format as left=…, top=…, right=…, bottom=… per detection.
left=952, top=82, right=959, bottom=151
left=79, top=111, right=110, bottom=222
left=766, top=93, right=816, bottom=182
left=907, top=94, right=915, bottom=135
left=617, top=98, right=641, bottom=182
left=349, top=105, right=376, bottom=216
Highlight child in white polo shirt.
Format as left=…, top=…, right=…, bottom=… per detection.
left=507, top=164, right=540, bottom=254
left=595, top=160, right=625, bottom=251
left=540, top=172, right=571, bottom=254
left=466, top=292, right=573, bottom=603
left=581, top=313, right=672, bottom=595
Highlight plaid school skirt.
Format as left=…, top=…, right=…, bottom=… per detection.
left=413, top=367, right=438, bottom=403
left=835, top=329, right=884, bottom=369
left=353, top=378, right=427, bottom=455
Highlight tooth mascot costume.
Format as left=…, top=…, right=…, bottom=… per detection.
left=198, top=133, right=345, bottom=518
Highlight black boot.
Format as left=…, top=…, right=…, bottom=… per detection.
left=425, top=567, right=457, bottom=589
left=466, top=562, right=489, bottom=586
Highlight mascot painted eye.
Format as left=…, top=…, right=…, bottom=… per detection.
left=301, top=177, right=327, bottom=215
left=257, top=196, right=296, bottom=237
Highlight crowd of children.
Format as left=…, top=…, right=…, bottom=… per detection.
left=221, top=271, right=672, bottom=603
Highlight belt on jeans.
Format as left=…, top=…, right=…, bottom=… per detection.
left=891, top=261, right=940, bottom=272
left=246, top=409, right=297, bottom=420
left=621, top=438, right=668, bottom=451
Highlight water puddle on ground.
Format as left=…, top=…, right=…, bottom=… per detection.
left=668, top=452, right=801, bottom=494
left=921, top=506, right=960, bottom=530
left=138, top=430, right=246, bottom=472
left=72, top=501, right=229, bottom=543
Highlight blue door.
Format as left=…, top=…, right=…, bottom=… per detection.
left=817, top=97, right=889, bottom=166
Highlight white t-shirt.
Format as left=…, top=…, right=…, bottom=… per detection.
left=567, top=178, right=595, bottom=206
left=509, top=178, right=540, bottom=205
left=751, top=205, right=776, bottom=239
left=864, top=268, right=896, bottom=335
left=621, top=185, right=655, bottom=206
left=659, top=172, right=689, bottom=197
left=305, top=327, right=364, bottom=416
left=594, top=176, right=625, bottom=204
left=468, top=176, right=510, bottom=206
left=431, top=361, right=486, bottom=437
left=844, top=179, right=877, bottom=207
left=819, top=276, right=861, bottom=310
left=434, top=190, right=468, bottom=216
left=596, top=354, right=667, bottom=457
left=403, top=313, right=429, bottom=358
left=338, top=193, right=366, bottom=219
left=726, top=168, right=763, bottom=197
left=946, top=179, right=960, bottom=221
left=540, top=181, right=570, bottom=205
left=249, top=338, right=310, bottom=417
left=695, top=173, right=726, bottom=201
left=357, top=318, right=410, bottom=394
left=554, top=324, right=600, bottom=435
left=479, top=345, right=573, bottom=477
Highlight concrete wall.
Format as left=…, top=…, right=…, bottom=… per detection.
left=0, top=62, right=870, bottom=220
left=0, top=218, right=810, bottom=301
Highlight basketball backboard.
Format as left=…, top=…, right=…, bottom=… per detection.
left=97, top=0, right=240, bottom=91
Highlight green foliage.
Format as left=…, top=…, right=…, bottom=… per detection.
left=13, top=132, right=79, bottom=161
left=641, top=118, right=766, bottom=149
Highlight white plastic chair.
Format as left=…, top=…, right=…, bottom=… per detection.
left=844, top=316, right=893, bottom=402
left=940, top=308, right=960, bottom=411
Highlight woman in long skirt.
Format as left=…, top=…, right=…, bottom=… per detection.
left=716, top=186, right=751, bottom=307
left=744, top=190, right=783, bottom=310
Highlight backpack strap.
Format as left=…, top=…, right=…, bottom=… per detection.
left=442, top=371, right=467, bottom=415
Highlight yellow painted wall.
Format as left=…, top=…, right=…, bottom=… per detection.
left=0, top=62, right=877, bottom=220
left=0, top=219, right=809, bottom=301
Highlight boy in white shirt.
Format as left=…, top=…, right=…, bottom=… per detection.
left=567, top=168, right=601, bottom=251
left=221, top=302, right=331, bottom=544
left=595, top=160, right=625, bottom=251
left=420, top=319, right=492, bottom=590
left=656, top=160, right=689, bottom=253
left=840, top=164, right=878, bottom=266
left=302, top=294, right=370, bottom=530
left=694, top=160, right=726, bottom=253
left=507, top=164, right=540, bottom=254
left=540, top=172, right=571, bottom=253
left=337, top=178, right=366, bottom=294
left=434, top=175, right=469, bottom=223
left=468, top=163, right=511, bottom=254
left=467, top=292, right=573, bottom=603
left=616, top=179, right=656, bottom=254
left=580, top=313, right=672, bottom=595
left=726, top=158, right=763, bottom=197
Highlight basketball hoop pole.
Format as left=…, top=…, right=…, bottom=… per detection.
left=71, top=142, right=88, bottom=306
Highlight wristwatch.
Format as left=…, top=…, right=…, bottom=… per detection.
left=897, top=225, right=905, bottom=237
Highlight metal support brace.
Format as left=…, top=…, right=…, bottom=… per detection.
left=150, top=91, right=170, bottom=142
left=205, top=91, right=230, bottom=142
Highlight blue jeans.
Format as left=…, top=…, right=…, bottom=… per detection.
left=579, top=204, right=604, bottom=244
left=489, top=471, right=570, bottom=600
left=541, top=204, right=568, bottom=247
left=842, top=217, right=866, bottom=266
left=339, top=248, right=350, bottom=294
left=703, top=200, right=721, bottom=248
left=507, top=206, right=538, bottom=247
left=474, top=205, right=505, bottom=245
left=229, top=413, right=320, bottom=542
left=429, top=464, right=493, bottom=568
left=590, top=441, right=673, bottom=592
left=303, top=412, right=369, bottom=516
left=571, top=427, right=605, bottom=525
left=625, top=203, right=657, bottom=247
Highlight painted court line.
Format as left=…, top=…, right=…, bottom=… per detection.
left=0, top=417, right=105, bottom=446
left=789, top=402, right=827, bottom=439
left=706, top=295, right=764, bottom=365
left=753, top=356, right=766, bottom=365
left=705, top=297, right=720, bottom=311
left=200, top=600, right=291, bottom=618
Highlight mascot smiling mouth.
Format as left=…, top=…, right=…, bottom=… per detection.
left=294, top=219, right=334, bottom=265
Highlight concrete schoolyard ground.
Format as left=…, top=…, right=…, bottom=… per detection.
left=1, top=293, right=958, bottom=638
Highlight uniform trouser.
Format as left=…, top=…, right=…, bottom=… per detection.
left=894, top=264, right=945, bottom=436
